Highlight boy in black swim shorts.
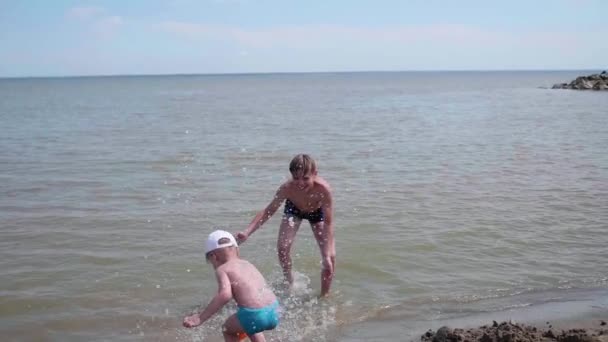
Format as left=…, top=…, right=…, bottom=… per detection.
left=236, top=154, right=335, bottom=297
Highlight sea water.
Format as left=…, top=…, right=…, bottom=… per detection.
left=1, top=71, right=607, bottom=341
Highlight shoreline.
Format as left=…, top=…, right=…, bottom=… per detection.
left=331, top=287, right=608, bottom=341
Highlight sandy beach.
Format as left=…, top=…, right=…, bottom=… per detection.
left=421, top=320, right=607, bottom=342
left=332, top=288, right=608, bottom=342
left=418, top=289, right=608, bottom=342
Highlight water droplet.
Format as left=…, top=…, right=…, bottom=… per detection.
left=156, top=284, right=161, bottom=289
left=186, top=269, right=191, bottom=272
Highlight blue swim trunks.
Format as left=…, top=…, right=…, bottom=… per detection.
left=237, top=300, right=280, bottom=336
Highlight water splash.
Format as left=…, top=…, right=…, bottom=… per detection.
left=270, top=272, right=337, bottom=341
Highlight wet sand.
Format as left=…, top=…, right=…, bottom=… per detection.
left=421, top=320, right=607, bottom=342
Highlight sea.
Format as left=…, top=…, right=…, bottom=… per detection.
left=1, top=71, right=607, bottom=341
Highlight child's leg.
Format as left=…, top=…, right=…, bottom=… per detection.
left=311, top=221, right=335, bottom=296
left=277, top=215, right=302, bottom=286
left=223, top=313, right=266, bottom=342
left=222, top=314, right=247, bottom=342
left=248, top=332, right=266, bottom=342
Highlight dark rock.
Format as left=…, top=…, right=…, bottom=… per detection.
left=571, top=77, right=594, bottom=89
left=593, top=81, right=608, bottom=90
left=551, top=72, right=608, bottom=91
left=499, top=332, right=515, bottom=342
left=480, top=332, right=495, bottom=342
left=433, top=326, right=452, bottom=342
left=552, top=83, right=568, bottom=89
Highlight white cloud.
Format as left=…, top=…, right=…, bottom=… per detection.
left=156, top=21, right=608, bottom=71
left=66, top=6, right=106, bottom=20
left=93, top=15, right=124, bottom=37
left=167, top=0, right=249, bottom=6
left=159, top=21, right=583, bottom=51
left=65, top=6, right=123, bottom=39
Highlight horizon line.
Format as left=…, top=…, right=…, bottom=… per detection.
left=1, top=68, right=605, bottom=80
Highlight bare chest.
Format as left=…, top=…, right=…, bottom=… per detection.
left=286, top=189, right=325, bottom=212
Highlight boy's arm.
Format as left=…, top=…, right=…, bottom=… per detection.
left=320, top=188, right=335, bottom=270
left=183, top=269, right=232, bottom=328
left=237, top=185, right=287, bottom=243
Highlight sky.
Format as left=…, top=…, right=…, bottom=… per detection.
left=0, top=0, right=606, bottom=77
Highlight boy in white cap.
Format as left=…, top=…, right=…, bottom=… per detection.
left=183, top=230, right=279, bottom=342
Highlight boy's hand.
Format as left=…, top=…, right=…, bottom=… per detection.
left=235, top=231, right=248, bottom=244
left=183, top=314, right=202, bottom=328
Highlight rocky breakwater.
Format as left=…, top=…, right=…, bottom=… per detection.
left=552, top=71, right=608, bottom=90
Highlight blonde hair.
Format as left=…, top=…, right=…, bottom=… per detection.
left=289, top=154, right=317, bottom=176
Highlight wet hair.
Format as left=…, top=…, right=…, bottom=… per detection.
left=289, top=154, right=317, bottom=176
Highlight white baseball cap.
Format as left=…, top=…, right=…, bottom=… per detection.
left=205, top=230, right=238, bottom=254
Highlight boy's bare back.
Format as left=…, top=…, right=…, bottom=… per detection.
left=217, top=258, right=276, bottom=308
left=184, top=231, right=280, bottom=340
